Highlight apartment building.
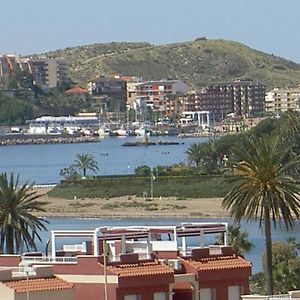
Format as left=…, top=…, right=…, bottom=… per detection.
left=265, top=87, right=300, bottom=114
left=135, top=80, right=189, bottom=115
left=199, top=80, right=265, bottom=121
left=30, top=58, right=69, bottom=89
left=0, top=222, right=252, bottom=300
left=88, top=77, right=127, bottom=112
left=0, top=55, right=32, bottom=90
left=0, top=265, right=74, bottom=300
left=118, top=76, right=143, bottom=109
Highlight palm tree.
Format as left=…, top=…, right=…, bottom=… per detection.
left=0, top=173, right=47, bottom=254
left=185, top=143, right=203, bottom=168
left=73, top=153, right=99, bottom=177
left=185, top=140, right=218, bottom=173
left=216, top=224, right=253, bottom=257
left=222, top=135, right=300, bottom=295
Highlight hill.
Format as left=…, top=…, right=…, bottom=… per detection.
left=43, top=39, right=300, bottom=89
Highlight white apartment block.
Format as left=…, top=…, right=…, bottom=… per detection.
left=265, top=87, right=300, bottom=114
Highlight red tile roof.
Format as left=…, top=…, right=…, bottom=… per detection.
left=65, top=86, right=88, bottom=94
left=3, top=276, right=73, bottom=293
left=108, top=260, right=173, bottom=277
left=183, top=255, right=251, bottom=271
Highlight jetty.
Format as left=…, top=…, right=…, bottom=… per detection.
left=122, top=141, right=182, bottom=147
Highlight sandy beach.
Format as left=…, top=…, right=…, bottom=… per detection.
left=36, top=188, right=229, bottom=219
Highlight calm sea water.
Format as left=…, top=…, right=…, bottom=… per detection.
left=0, top=136, right=208, bottom=184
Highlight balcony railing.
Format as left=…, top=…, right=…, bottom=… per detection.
left=21, top=256, right=77, bottom=264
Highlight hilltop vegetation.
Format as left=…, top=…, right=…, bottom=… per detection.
left=43, top=39, right=300, bottom=88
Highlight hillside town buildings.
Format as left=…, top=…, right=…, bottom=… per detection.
left=135, top=80, right=189, bottom=114
left=0, top=55, right=70, bottom=90
left=199, top=81, right=265, bottom=122
left=30, top=57, right=69, bottom=89
left=265, top=87, right=300, bottom=114
left=88, top=77, right=128, bottom=112
left=2, top=51, right=300, bottom=135
left=65, top=86, right=89, bottom=100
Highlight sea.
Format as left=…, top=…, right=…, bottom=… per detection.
left=0, top=135, right=207, bottom=184
left=0, top=135, right=299, bottom=273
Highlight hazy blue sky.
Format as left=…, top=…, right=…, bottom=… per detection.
left=1, top=0, right=300, bottom=62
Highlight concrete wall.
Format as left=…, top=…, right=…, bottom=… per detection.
left=15, top=289, right=74, bottom=300
left=0, top=282, right=15, bottom=300
left=0, top=255, right=20, bottom=266
left=117, top=284, right=170, bottom=300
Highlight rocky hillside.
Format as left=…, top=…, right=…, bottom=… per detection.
left=43, top=39, right=300, bottom=89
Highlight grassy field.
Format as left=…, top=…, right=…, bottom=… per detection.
left=48, top=175, right=231, bottom=199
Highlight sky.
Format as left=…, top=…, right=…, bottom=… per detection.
left=1, top=0, right=300, bottom=63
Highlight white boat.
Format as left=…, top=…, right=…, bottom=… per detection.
left=115, top=128, right=127, bottom=136
left=98, top=127, right=110, bottom=137
left=134, top=125, right=151, bottom=136
left=134, top=127, right=147, bottom=136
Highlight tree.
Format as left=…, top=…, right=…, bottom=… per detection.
left=185, top=140, right=220, bottom=174
left=73, top=153, right=99, bottom=177
left=216, top=224, right=253, bottom=257
left=59, top=165, right=80, bottom=179
left=185, top=143, right=203, bottom=168
left=134, top=165, right=151, bottom=177
left=263, top=242, right=300, bottom=294
left=0, top=173, right=47, bottom=254
left=222, top=135, right=300, bottom=295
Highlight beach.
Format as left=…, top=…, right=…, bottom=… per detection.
left=36, top=188, right=228, bottom=219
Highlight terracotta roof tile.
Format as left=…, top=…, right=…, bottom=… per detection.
left=183, top=255, right=251, bottom=271
left=3, top=276, right=73, bottom=293
left=108, top=260, right=173, bottom=277
left=65, top=86, right=88, bottom=94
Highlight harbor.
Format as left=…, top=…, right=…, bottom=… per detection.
left=0, top=135, right=209, bottom=184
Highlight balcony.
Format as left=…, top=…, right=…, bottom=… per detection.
left=242, top=293, right=300, bottom=300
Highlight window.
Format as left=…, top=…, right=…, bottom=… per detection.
left=228, top=285, right=242, bottom=300
left=199, top=288, right=215, bottom=300
left=124, top=295, right=141, bottom=300
left=153, top=292, right=167, bottom=300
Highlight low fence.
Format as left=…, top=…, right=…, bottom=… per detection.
left=33, top=184, right=57, bottom=189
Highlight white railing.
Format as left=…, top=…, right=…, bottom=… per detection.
left=242, top=294, right=299, bottom=300
left=108, top=253, right=151, bottom=262
left=21, top=256, right=77, bottom=264
left=138, top=253, right=151, bottom=260
left=32, top=184, right=57, bottom=189
left=63, top=243, right=86, bottom=252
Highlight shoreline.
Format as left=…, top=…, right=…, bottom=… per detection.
left=0, top=134, right=100, bottom=146
left=35, top=188, right=230, bottom=219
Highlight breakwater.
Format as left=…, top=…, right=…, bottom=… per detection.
left=0, top=134, right=99, bottom=146
left=122, top=141, right=182, bottom=146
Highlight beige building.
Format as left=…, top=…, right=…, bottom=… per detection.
left=265, top=88, right=300, bottom=114
left=30, top=58, right=69, bottom=90
left=0, top=265, right=74, bottom=300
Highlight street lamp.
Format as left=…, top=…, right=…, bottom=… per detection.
left=103, top=230, right=108, bottom=300
left=150, top=168, right=155, bottom=198
left=126, top=105, right=130, bottom=135
left=222, top=155, right=228, bottom=167
left=23, top=266, right=36, bottom=300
